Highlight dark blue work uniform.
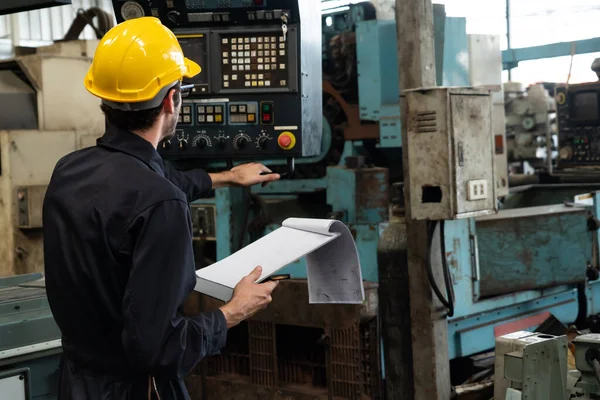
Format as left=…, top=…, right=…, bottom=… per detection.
left=42, top=123, right=228, bottom=400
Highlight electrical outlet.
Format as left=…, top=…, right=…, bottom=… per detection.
left=467, top=180, right=488, bottom=201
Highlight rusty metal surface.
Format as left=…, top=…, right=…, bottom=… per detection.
left=197, top=280, right=378, bottom=328
left=322, top=80, right=379, bottom=141
left=476, top=207, right=591, bottom=298
left=186, top=280, right=381, bottom=400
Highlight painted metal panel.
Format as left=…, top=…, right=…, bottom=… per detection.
left=476, top=206, right=591, bottom=298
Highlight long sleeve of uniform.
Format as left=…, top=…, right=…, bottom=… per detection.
left=120, top=198, right=227, bottom=379
left=163, top=161, right=213, bottom=202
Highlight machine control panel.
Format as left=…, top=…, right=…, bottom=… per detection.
left=555, top=81, right=600, bottom=173
left=111, top=0, right=322, bottom=163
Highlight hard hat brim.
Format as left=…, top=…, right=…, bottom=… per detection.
left=183, top=57, right=201, bottom=78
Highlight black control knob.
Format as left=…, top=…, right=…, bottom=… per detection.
left=167, top=11, right=180, bottom=25
left=161, top=140, right=172, bottom=150
left=179, top=139, right=188, bottom=150
left=235, top=136, right=248, bottom=150
left=217, top=137, right=226, bottom=149
left=257, top=136, right=268, bottom=149
left=196, top=137, right=208, bottom=149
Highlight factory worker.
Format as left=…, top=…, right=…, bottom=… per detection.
left=42, top=16, right=280, bottom=400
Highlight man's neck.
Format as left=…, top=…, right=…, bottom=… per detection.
left=131, top=127, right=161, bottom=149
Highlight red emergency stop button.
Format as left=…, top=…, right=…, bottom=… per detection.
left=278, top=131, right=296, bottom=150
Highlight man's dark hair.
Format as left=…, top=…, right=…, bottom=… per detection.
left=100, top=82, right=181, bottom=132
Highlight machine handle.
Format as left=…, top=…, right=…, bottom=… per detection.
left=470, top=234, right=480, bottom=282
left=260, top=157, right=295, bottom=179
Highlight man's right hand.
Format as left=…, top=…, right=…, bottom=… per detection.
left=219, top=266, right=279, bottom=328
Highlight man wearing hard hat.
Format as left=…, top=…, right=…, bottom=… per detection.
left=43, top=17, right=280, bottom=400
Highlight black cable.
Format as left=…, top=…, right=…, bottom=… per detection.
left=425, top=220, right=455, bottom=317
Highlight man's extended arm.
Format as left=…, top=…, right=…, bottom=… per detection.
left=120, top=198, right=227, bottom=379
left=163, top=161, right=281, bottom=202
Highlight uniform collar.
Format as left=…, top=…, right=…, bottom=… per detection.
left=97, top=123, right=166, bottom=176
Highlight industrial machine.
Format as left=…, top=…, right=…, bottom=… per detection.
left=494, top=331, right=600, bottom=399
left=106, top=1, right=600, bottom=399
left=554, top=78, right=600, bottom=175
left=504, top=82, right=557, bottom=174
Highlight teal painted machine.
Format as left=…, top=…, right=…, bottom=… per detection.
left=188, top=3, right=600, bottom=369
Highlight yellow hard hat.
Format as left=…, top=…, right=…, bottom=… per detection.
left=84, top=16, right=200, bottom=111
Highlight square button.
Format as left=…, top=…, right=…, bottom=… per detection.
left=215, top=114, right=223, bottom=122
left=231, top=105, right=238, bottom=113
left=248, top=114, right=255, bottom=122
left=280, top=64, right=286, bottom=69
left=223, top=38, right=229, bottom=44
left=248, top=103, right=257, bottom=113
left=245, top=74, right=251, bottom=80
left=232, top=38, right=237, bottom=44
left=207, top=115, right=214, bottom=122
left=224, top=82, right=229, bottom=88
left=216, top=106, right=223, bottom=113
left=198, top=106, right=205, bottom=113
left=258, top=81, right=264, bottom=87
left=183, top=115, right=191, bottom=123
left=252, top=81, right=257, bottom=87
left=245, top=81, right=251, bottom=87
left=183, top=106, right=191, bottom=114
left=265, top=64, right=270, bottom=70
left=258, top=64, right=264, bottom=70
left=232, top=65, right=238, bottom=71
left=177, top=115, right=182, bottom=123
left=207, top=106, right=214, bottom=113
left=232, top=44, right=237, bottom=50
left=239, top=105, right=247, bottom=113
left=280, top=50, right=285, bottom=56
left=198, top=115, right=205, bottom=122
left=224, top=75, right=229, bottom=81
left=245, top=65, right=250, bottom=70
left=265, top=81, right=271, bottom=86
left=244, top=38, right=250, bottom=43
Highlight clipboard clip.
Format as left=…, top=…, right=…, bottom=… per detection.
left=263, top=274, right=291, bottom=282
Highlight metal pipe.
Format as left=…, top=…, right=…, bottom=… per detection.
left=506, top=0, right=511, bottom=80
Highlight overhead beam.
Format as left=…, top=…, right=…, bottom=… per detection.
left=0, top=0, right=71, bottom=16
left=502, top=37, right=600, bottom=70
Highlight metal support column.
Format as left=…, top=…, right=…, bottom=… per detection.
left=395, top=0, right=452, bottom=399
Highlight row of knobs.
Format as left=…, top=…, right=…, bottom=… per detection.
left=163, top=136, right=269, bottom=150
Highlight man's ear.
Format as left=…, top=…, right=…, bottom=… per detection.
left=163, top=88, right=177, bottom=115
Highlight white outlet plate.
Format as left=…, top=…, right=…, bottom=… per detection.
left=467, top=180, right=488, bottom=201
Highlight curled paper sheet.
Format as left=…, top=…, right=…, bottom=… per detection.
left=194, top=217, right=364, bottom=304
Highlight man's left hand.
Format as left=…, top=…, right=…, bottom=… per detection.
left=230, top=162, right=281, bottom=187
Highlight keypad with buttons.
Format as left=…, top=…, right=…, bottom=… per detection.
left=179, top=104, right=193, bottom=125
left=229, top=102, right=258, bottom=124
left=196, top=103, right=225, bottom=125
left=220, top=34, right=288, bottom=90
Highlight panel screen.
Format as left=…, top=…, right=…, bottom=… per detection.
left=178, top=35, right=210, bottom=90
left=571, top=91, right=599, bottom=121
left=219, top=32, right=289, bottom=90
